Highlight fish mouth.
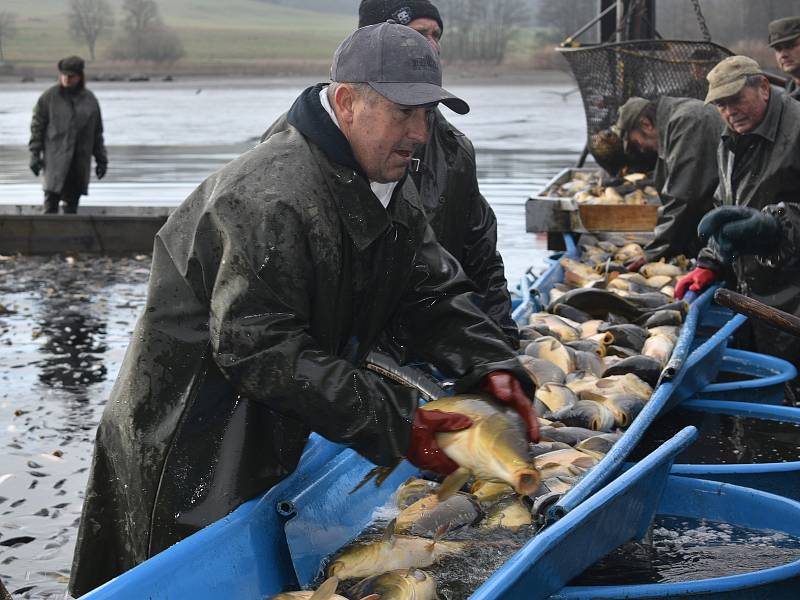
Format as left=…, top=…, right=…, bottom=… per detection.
left=327, top=561, right=344, bottom=576
left=515, top=469, right=542, bottom=496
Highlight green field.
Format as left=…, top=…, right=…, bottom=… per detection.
left=2, top=0, right=355, bottom=68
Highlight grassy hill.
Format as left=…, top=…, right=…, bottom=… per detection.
left=2, top=0, right=357, bottom=73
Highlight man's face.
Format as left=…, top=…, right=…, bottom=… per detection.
left=774, top=37, right=800, bottom=78
left=626, top=118, right=658, bottom=155
left=712, top=79, right=770, bottom=134
left=408, top=17, right=442, bottom=54
left=343, top=87, right=430, bottom=183
left=59, top=72, right=81, bottom=88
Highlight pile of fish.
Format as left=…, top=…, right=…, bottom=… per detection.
left=541, top=170, right=659, bottom=206
left=267, top=237, right=692, bottom=600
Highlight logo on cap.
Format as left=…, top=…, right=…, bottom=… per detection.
left=413, top=55, right=437, bottom=72
left=394, top=7, right=412, bottom=24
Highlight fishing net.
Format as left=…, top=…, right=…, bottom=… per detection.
left=558, top=40, right=733, bottom=172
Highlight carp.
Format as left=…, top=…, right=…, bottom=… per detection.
left=534, top=448, right=599, bottom=479
left=394, top=492, right=482, bottom=536
left=470, top=480, right=516, bottom=507
left=548, top=400, right=616, bottom=432
left=482, top=497, right=533, bottom=530
left=266, top=577, right=365, bottom=600
left=597, top=323, right=648, bottom=352
left=579, top=319, right=604, bottom=338
left=517, top=355, right=566, bottom=386
left=347, top=568, right=438, bottom=600
left=602, top=355, right=662, bottom=387
left=525, top=336, right=575, bottom=373
left=597, top=394, right=645, bottom=427
left=643, top=309, right=683, bottom=328
left=395, top=478, right=440, bottom=510
left=548, top=288, right=645, bottom=321
left=528, top=313, right=582, bottom=342
left=561, top=257, right=605, bottom=288
left=530, top=441, right=573, bottom=457
left=534, top=383, right=578, bottom=415
left=575, top=433, right=622, bottom=460
left=642, top=333, right=675, bottom=367
left=327, top=521, right=463, bottom=580
left=640, top=262, right=684, bottom=278
left=565, top=338, right=606, bottom=357
left=420, top=395, right=541, bottom=497
left=552, top=303, right=593, bottom=323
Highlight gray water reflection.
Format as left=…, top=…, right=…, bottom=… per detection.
left=0, top=78, right=585, bottom=596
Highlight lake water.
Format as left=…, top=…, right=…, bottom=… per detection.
left=0, top=76, right=586, bottom=598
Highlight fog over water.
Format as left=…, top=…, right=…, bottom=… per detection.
left=0, top=76, right=585, bottom=597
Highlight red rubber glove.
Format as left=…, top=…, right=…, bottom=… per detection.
left=406, top=409, right=473, bottom=475
left=626, top=256, right=646, bottom=272
left=481, top=370, right=540, bottom=443
left=674, top=267, right=716, bottom=300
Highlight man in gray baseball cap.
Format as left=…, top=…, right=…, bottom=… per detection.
left=69, top=22, right=536, bottom=596
left=768, top=16, right=800, bottom=100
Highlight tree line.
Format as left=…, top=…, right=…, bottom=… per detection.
left=0, top=0, right=184, bottom=65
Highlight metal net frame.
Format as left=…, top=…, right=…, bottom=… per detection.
left=558, top=40, right=733, bottom=170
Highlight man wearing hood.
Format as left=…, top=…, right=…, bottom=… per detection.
left=29, top=55, right=108, bottom=214
left=69, top=23, right=537, bottom=596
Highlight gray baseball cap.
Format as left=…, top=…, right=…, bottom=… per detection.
left=769, top=17, right=800, bottom=48
left=704, top=56, right=763, bottom=105
left=330, top=22, right=469, bottom=115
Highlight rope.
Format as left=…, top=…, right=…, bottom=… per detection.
left=690, top=0, right=712, bottom=42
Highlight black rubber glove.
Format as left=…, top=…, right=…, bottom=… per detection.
left=95, top=163, right=107, bottom=180
left=698, top=205, right=780, bottom=259
left=30, top=154, right=44, bottom=176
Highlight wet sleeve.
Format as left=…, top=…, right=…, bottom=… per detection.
left=29, top=94, right=48, bottom=155
left=93, top=100, right=108, bottom=166
left=205, top=192, right=416, bottom=467
left=259, top=111, right=289, bottom=144
left=645, top=114, right=719, bottom=261
left=393, top=225, right=533, bottom=395
left=459, top=163, right=519, bottom=348
left=759, top=202, right=800, bottom=268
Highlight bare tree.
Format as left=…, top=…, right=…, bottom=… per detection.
left=121, top=0, right=160, bottom=60
left=68, top=0, right=115, bottom=61
left=439, top=0, right=529, bottom=63
left=0, top=11, right=18, bottom=63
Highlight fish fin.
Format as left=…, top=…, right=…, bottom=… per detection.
left=436, top=467, right=472, bottom=501
left=349, top=464, right=397, bottom=494
left=310, top=576, right=339, bottom=600
left=596, top=380, right=615, bottom=389
left=359, top=596, right=381, bottom=600
left=538, top=461, right=562, bottom=470
left=572, top=456, right=597, bottom=469
left=382, top=518, right=397, bottom=547
left=427, top=522, right=452, bottom=552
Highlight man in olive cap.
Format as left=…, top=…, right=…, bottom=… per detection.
left=675, top=55, right=800, bottom=399
left=29, top=55, right=107, bottom=214
left=768, top=16, right=800, bottom=100
left=69, top=23, right=537, bottom=596
left=613, top=95, right=723, bottom=265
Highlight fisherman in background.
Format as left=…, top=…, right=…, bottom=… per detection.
left=69, top=24, right=538, bottom=596
left=28, top=56, right=107, bottom=214
left=612, top=95, right=723, bottom=265
left=675, top=56, right=800, bottom=400
left=262, top=0, right=518, bottom=349
left=768, top=16, right=800, bottom=100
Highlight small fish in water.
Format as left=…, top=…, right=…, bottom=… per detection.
left=265, top=576, right=363, bottom=600
left=327, top=520, right=464, bottom=580
left=394, top=492, right=482, bottom=536
left=420, top=395, right=541, bottom=498
left=347, top=568, right=438, bottom=600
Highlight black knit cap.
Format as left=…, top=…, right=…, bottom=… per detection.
left=57, top=55, right=85, bottom=75
left=358, top=0, right=443, bottom=32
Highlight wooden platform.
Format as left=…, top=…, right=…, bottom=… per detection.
left=0, top=206, right=172, bottom=254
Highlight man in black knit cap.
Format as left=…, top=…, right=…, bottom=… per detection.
left=357, top=0, right=518, bottom=349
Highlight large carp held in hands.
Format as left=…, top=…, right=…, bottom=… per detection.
left=419, top=394, right=542, bottom=498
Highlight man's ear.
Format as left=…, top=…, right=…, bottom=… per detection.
left=333, top=84, right=356, bottom=125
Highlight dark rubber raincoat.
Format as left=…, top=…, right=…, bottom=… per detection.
left=785, top=79, right=800, bottom=101
left=69, top=84, right=526, bottom=596
left=261, top=100, right=517, bottom=348
left=644, top=97, right=724, bottom=261
left=697, top=90, right=800, bottom=371
left=28, top=84, right=107, bottom=195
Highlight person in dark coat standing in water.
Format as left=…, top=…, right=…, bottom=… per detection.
left=29, top=55, right=108, bottom=214
left=261, top=0, right=519, bottom=349
left=675, top=55, right=800, bottom=401
left=69, top=23, right=538, bottom=596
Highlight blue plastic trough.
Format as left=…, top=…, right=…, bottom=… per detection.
left=552, top=476, right=800, bottom=599
left=79, top=423, right=698, bottom=600
left=696, top=348, right=797, bottom=405
left=666, top=399, right=800, bottom=501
